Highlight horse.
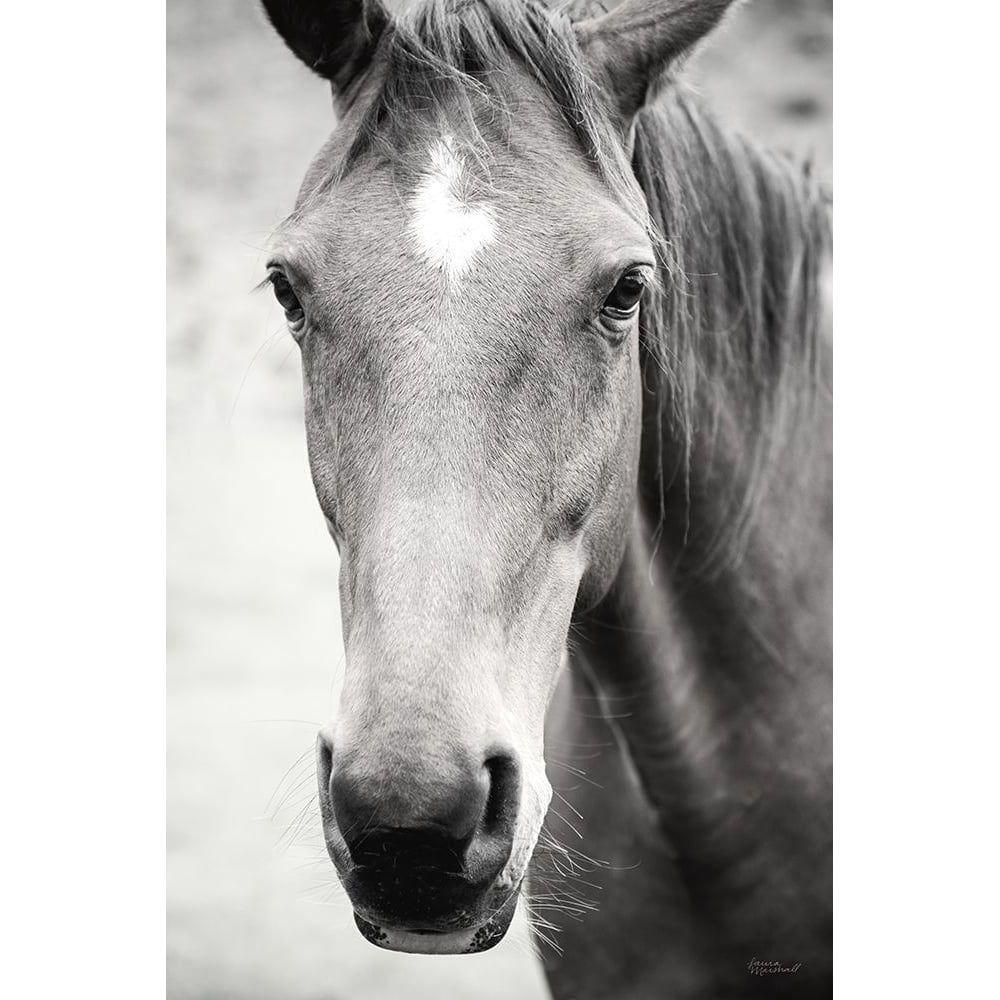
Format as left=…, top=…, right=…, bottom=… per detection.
left=258, top=0, right=832, bottom=995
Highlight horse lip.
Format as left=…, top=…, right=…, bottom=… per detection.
left=354, top=915, right=477, bottom=954
left=351, top=901, right=478, bottom=936
left=353, top=890, right=519, bottom=954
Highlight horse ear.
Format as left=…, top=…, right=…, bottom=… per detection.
left=261, top=0, right=388, bottom=93
left=575, top=0, right=739, bottom=127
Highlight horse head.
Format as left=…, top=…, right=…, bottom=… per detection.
left=260, top=0, right=738, bottom=954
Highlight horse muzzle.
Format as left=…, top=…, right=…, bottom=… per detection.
left=316, top=729, right=524, bottom=954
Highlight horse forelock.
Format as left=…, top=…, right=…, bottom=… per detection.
left=292, top=0, right=645, bottom=221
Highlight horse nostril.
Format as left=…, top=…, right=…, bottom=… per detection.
left=483, top=754, right=520, bottom=835
left=315, top=729, right=335, bottom=826
left=461, top=753, right=521, bottom=883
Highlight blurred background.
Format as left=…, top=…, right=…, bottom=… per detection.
left=166, top=1, right=831, bottom=996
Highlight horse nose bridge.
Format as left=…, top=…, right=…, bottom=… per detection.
left=341, top=626, right=505, bottom=712
left=335, top=537, right=578, bottom=749
left=342, top=443, right=543, bottom=587
left=343, top=515, right=552, bottom=647
left=359, top=509, right=505, bottom=592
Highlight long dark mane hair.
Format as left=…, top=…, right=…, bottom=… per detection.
left=314, top=0, right=832, bottom=572
left=632, top=96, right=831, bottom=574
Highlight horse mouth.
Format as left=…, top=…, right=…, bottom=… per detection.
left=352, top=889, right=520, bottom=954
left=323, top=825, right=525, bottom=954
left=316, top=731, right=528, bottom=955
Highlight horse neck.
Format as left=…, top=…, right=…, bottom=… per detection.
left=574, top=96, right=832, bottom=871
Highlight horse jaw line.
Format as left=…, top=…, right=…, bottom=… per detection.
left=408, top=136, right=496, bottom=284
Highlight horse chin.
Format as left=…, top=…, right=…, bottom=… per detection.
left=352, top=889, right=521, bottom=955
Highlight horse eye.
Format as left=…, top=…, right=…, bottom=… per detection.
left=269, top=271, right=306, bottom=334
left=601, top=270, right=647, bottom=320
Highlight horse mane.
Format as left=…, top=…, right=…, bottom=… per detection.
left=324, top=0, right=642, bottom=213
left=321, top=0, right=832, bottom=571
left=632, top=94, right=832, bottom=573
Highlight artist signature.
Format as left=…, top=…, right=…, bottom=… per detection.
left=747, top=957, right=802, bottom=976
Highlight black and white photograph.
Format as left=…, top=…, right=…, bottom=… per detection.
left=11, top=3, right=1000, bottom=999
left=166, top=1, right=833, bottom=997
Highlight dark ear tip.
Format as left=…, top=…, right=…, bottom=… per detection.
left=261, top=0, right=388, bottom=86
left=575, top=0, right=740, bottom=126
left=363, top=0, right=391, bottom=39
